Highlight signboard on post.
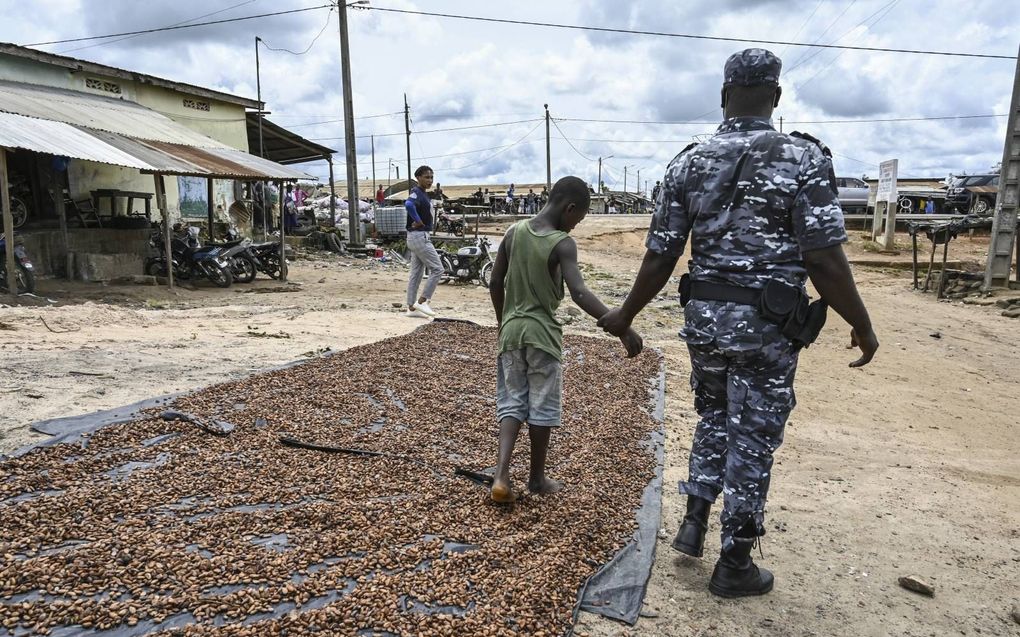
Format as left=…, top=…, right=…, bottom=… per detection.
left=877, top=159, right=898, bottom=203
left=874, top=159, right=899, bottom=248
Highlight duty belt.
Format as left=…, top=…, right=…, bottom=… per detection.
left=688, top=280, right=762, bottom=305
left=678, top=274, right=829, bottom=349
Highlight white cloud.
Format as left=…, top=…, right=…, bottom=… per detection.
left=0, top=0, right=1016, bottom=185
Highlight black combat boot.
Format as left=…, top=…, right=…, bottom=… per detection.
left=708, top=534, right=774, bottom=598
left=671, top=495, right=712, bottom=558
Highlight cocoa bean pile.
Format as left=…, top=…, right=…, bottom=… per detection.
left=1, top=322, right=661, bottom=637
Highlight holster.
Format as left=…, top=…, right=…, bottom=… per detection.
left=678, top=273, right=693, bottom=305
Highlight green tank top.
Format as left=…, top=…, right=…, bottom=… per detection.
left=498, top=220, right=569, bottom=360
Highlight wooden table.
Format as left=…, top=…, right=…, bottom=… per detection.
left=92, top=189, right=153, bottom=220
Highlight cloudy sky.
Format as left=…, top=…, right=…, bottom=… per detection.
left=1, top=0, right=1017, bottom=191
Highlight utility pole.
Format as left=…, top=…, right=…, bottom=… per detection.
left=544, top=103, right=551, bottom=191
left=255, top=36, right=267, bottom=239
left=779, top=116, right=784, bottom=133
left=404, top=94, right=412, bottom=193
left=598, top=155, right=613, bottom=196
left=623, top=166, right=628, bottom=194
left=636, top=168, right=640, bottom=195
left=337, top=1, right=360, bottom=245
left=983, top=44, right=1020, bottom=289
left=371, top=134, right=376, bottom=202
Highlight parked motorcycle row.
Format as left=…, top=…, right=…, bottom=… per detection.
left=144, top=224, right=285, bottom=288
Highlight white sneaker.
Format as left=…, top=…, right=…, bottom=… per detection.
left=414, top=301, right=436, bottom=317
left=405, top=309, right=429, bottom=319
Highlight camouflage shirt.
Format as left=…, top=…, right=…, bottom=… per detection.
left=646, top=116, right=847, bottom=289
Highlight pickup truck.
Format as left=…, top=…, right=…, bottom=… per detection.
left=944, top=174, right=998, bottom=215
left=836, top=177, right=869, bottom=214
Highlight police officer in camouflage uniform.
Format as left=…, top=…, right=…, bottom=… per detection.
left=599, top=49, right=878, bottom=598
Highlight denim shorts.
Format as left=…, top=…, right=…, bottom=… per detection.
left=496, top=347, right=563, bottom=427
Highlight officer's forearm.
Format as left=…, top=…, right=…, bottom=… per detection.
left=621, top=250, right=680, bottom=321
left=804, top=245, right=873, bottom=334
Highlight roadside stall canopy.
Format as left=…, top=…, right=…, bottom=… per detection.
left=245, top=113, right=336, bottom=166
left=0, top=79, right=310, bottom=180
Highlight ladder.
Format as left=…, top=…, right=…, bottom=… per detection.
left=984, top=47, right=1020, bottom=289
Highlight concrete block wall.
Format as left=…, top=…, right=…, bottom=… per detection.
left=19, top=228, right=150, bottom=280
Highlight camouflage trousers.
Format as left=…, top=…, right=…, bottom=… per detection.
left=678, top=301, right=800, bottom=552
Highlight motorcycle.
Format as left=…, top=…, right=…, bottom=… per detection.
left=0, top=232, right=35, bottom=294
left=438, top=236, right=494, bottom=288
left=248, top=240, right=286, bottom=280
left=207, top=227, right=257, bottom=284
left=144, top=225, right=234, bottom=288
left=434, top=210, right=465, bottom=237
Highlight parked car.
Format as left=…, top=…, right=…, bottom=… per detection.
left=836, top=177, right=869, bottom=214
left=944, top=174, right=998, bottom=215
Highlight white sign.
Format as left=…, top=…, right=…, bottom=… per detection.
left=876, top=159, right=899, bottom=203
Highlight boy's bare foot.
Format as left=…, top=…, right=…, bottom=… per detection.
left=527, top=476, right=563, bottom=495
left=490, top=479, right=516, bottom=503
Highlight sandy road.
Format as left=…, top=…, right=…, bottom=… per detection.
left=1, top=216, right=1017, bottom=636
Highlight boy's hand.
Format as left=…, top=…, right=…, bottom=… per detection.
left=598, top=307, right=632, bottom=337
left=620, top=328, right=643, bottom=358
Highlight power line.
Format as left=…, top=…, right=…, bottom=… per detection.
left=556, top=113, right=1007, bottom=125
left=792, top=1, right=901, bottom=89
left=23, top=4, right=332, bottom=47
left=362, top=6, right=1017, bottom=60
left=57, top=0, right=260, bottom=54
left=438, top=121, right=544, bottom=173
left=786, top=0, right=899, bottom=76
left=258, top=5, right=334, bottom=55
left=551, top=119, right=597, bottom=161
left=308, top=117, right=543, bottom=141
left=281, top=111, right=404, bottom=127
left=779, top=0, right=824, bottom=58
left=783, top=0, right=858, bottom=71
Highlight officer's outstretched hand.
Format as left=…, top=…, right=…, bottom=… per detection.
left=598, top=307, right=631, bottom=338
left=620, top=328, right=643, bottom=358
left=848, top=327, right=879, bottom=368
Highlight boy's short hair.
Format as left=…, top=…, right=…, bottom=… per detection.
left=548, top=176, right=591, bottom=210
left=414, top=165, right=433, bottom=177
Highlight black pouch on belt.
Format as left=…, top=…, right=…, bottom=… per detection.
left=678, top=273, right=692, bottom=305
left=760, top=280, right=828, bottom=349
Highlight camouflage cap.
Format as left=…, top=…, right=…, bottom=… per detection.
left=723, top=48, right=782, bottom=87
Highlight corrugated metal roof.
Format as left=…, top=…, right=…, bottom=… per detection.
left=0, top=80, right=230, bottom=148
left=143, top=141, right=311, bottom=180
left=0, top=112, right=312, bottom=180
left=0, top=111, right=154, bottom=170
left=0, top=83, right=312, bottom=180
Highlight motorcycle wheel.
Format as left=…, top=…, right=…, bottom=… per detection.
left=233, top=255, right=257, bottom=283
left=480, top=261, right=493, bottom=289
left=439, top=255, right=454, bottom=284
left=16, top=264, right=35, bottom=294
left=9, top=196, right=29, bottom=229
left=260, top=254, right=281, bottom=279
left=145, top=259, right=168, bottom=277
left=453, top=223, right=465, bottom=237
left=208, top=265, right=233, bottom=288
left=0, top=264, right=34, bottom=294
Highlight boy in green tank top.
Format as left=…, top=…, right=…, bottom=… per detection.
left=487, top=176, right=643, bottom=503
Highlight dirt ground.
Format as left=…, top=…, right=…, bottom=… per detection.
left=1, top=216, right=1018, bottom=637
